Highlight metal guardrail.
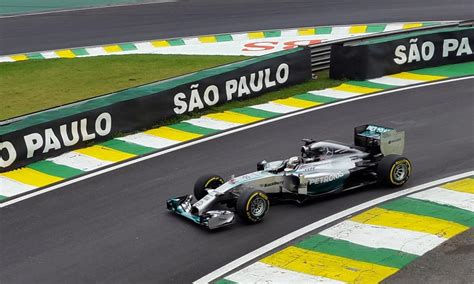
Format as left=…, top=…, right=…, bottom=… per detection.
left=309, top=20, right=473, bottom=75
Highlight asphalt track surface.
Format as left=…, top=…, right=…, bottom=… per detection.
left=1, top=78, right=473, bottom=283
left=1, top=0, right=473, bottom=55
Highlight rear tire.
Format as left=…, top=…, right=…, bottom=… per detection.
left=377, top=155, right=412, bottom=187
left=193, top=174, right=224, bottom=200
left=236, top=189, right=270, bottom=223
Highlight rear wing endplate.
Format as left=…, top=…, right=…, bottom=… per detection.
left=354, top=124, right=405, bottom=155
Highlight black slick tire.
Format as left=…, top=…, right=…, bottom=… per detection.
left=236, top=188, right=270, bottom=223
left=377, top=154, right=412, bottom=187
left=193, top=174, right=224, bottom=200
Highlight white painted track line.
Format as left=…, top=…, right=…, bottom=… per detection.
left=193, top=171, right=474, bottom=283
left=1, top=76, right=472, bottom=208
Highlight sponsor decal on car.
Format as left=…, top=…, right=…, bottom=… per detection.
left=308, top=171, right=345, bottom=185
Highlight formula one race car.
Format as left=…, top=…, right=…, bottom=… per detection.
left=166, top=124, right=412, bottom=229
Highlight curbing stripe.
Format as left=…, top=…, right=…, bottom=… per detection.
left=185, top=117, right=242, bottom=130
left=47, top=151, right=113, bottom=171
left=403, top=22, right=423, bottom=29
left=409, top=187, right=474, bottom=212
left=99, top=139, right=156, bottom=156
left=272, top=97, right=320, bottom=108
left=74, top=145, right=135, bottom=162
left=366, top=24, right=387, bottom=33
left=0, top=168, right=62, bottom=187
left=168, top=122, right=219, bottom=135
left=0, top=176, right=35, bottom=197
left=309, top=88, right=359, bottom=99
left=26, top=160, right=84, bottom=179
left=295, top=234, right=417, bottom=269
left=346, top=80, right=395, bottom=90
left=319, top=220, right=447, bottom=256
left=370, top=76, right=424, bottom=86
left=145, top=126, right=201, bottom=142
left=379, top=197, right=474, bottom=227
left=204, top=111, right=263, bottom=124
left=0, top=22, right=450, bottom=63
left=332, top=83, right=382, bottom=94
left=117, top=133, right=179, bottom=149
left=390, top=72, right=446, bottom=81
left=224, top=262, right=343, bottom=284
left=55, top=49, right=76, bottom=58
left=351, top=207, right=468, bottom=238
left=441, top=177, right=474, bottom=194
left=315, top=26, right=332, bottom=34
left=349, top=25, right=367, bottom=34
left=230, top=106, right=280, bottom=119
left=260, top=246, right=398, bottom=283
left=103, top=45, right=123, bottom=53
left=293, top=93, right=338, bottom=103
left=250, top=102, right=300, bottom=113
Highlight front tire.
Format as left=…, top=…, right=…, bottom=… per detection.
left=194, top=174, right=224, bottom=200
left=236, top=189, right=270, bottom=223
left=377, top=155, right=412, bottom=187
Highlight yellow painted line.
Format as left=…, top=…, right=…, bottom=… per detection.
left=103, top=45, right=122, bottom=53
left=248, top=31, right=265, bottom=39
left=204, top=111, right=263, bottom=124
left=1, top=168, right=62, bottom=187
left=145, top=126, right=201, bottom=142
left=390, top=72, right=446, bottom=81
left=199, top=36, right=217, bottom=43
left=297, top=28, right=315, bottom=36
left=75, top=145, right=134, bottom=162
left=272, top=97, right=321, bottom=108
left=351, top=207, right=468, bottom=238
left=442, top=178, right=474, bottom=194
left=151, top=40, right=170, bottom=47
left=261, top=246, right=398, bottom=283
left=403, top=23, right=423, bottom=29
left=55, top=50, right=76, bottom=58
left=10, top=54, right=28, bottom=61
left=332, top=83, right=382, bottom=94
left=349, top=25, right=367, bottom=34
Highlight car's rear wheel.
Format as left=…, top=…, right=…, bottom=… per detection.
left=377, top=155, right=412, bottom=187
left=236, top=188, right=270, bottom=223
left=193, top=174, right=224, bottom=200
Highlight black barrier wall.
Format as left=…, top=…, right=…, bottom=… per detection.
left=330, top=27, right=474, bottom=80
left=0, top=47, right=312, bottom=172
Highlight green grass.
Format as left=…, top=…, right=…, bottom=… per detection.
left=0, top=54, right=343, bottom=125
left=0, top=54, right=246, bottom=120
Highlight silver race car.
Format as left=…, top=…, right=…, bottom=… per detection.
left=166, top=124, right=412, bottom=229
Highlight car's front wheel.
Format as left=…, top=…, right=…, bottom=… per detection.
left=236, top=188, right=270, bottom=223
left=193, top=174, right=225, bottom=200
left=377, top=155, right=412, bottom=187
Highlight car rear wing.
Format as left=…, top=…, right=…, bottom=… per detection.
left=354, top=124, right=405, bottom=155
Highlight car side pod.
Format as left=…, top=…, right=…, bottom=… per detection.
left=166, top=195, right=235, bottom=230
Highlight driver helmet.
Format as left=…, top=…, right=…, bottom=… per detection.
left=287, top=156, right=301, bottom=169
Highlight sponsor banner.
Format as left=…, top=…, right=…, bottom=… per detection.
left=330, top=27, right=474, bottom=80
left=0, top=47, right=311, bottom=172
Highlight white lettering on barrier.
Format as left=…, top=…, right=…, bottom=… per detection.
left=19, top=112, right=113, bottom=163
left=0, top=141, right=17, bottom=168
left=395, top=37, right=472, bottom=64
left=173, top=63, right=291, bottom=114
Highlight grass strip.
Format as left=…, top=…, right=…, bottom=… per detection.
left=0, top=54, right=247, bottom=120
